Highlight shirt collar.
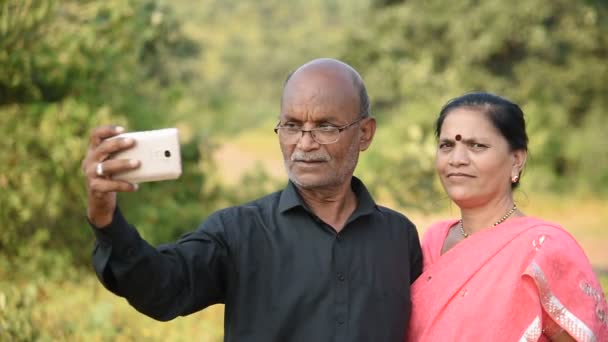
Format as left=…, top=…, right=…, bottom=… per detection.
left=278, top=176, right=377, bottom=217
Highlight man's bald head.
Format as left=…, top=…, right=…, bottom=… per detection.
left=282, top=58, right=371, bottom=118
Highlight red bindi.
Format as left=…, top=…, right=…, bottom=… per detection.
left=455, top=134, right=462, bottom=141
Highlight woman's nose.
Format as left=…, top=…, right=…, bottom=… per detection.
left=448, top=145, right=469, bottom=166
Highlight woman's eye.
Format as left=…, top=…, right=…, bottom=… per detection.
left=438, top=142, right=453, bottom=150
left=470, top=143, right=488, bottom=150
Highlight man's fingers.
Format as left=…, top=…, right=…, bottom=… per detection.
left=86, top=158, right=140, bottom=179
left=89, top=125, right=125, bottom=147
left=93, top=137, right=136, bottom=163
left=89, top=178, right=139, bottom=194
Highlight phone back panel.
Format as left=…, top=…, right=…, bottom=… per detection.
left=109, top=128, right=182, bottom=183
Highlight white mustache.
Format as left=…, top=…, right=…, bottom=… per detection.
left=291, top=151, right=331, bottom=162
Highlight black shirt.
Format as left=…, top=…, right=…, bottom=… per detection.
left=92, top=177, right=422, bottom=341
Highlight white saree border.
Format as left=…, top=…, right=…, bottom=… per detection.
left=525, top=261, right=597, bottom=342
left=519, top=316, right=542, bottom=342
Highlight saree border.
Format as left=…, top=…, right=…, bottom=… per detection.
left=526, top=261, right=597, bottom=342
left=519, top=315, right=542, bottom=342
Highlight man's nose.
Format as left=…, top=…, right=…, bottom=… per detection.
left=296, top=130, right=320, bottom=151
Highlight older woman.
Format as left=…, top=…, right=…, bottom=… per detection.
left=408, top=92, right=607, bottom=341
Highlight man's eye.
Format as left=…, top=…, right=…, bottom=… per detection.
left=283, top=123, right=300, bottom=129
left=438, top=142, right=453, bottom=150
left=317, top=126, right=337, bottom=132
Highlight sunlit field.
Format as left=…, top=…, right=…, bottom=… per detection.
left=17, top=195, right=606, bottom=341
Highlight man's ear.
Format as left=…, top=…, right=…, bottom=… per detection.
left=358, top=117, right=376, bottom=151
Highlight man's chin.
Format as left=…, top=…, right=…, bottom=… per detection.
left=288, top=173, right=337, bottom=190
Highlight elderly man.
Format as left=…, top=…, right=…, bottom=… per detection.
left=83, top=58, right=422, bottom=341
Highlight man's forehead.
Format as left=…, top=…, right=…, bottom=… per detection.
left=284, top=60, right=357, bottom=94
left=285, top=72, right=350, bottom=93
left=280, top=60, right=361, bottom=120
left=282, top=79, right=357, bottom=108
left=280, top=98, right=343, bottom=120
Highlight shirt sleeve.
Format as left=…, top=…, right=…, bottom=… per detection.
left=409, top=225, right=423, bottom=283
left=90, top=207, right=230, bottom=321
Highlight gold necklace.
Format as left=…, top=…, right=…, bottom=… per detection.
left=459, top=204, right=517, bottom=239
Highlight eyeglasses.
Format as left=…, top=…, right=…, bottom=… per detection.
left=274, top=117, right=365, bottom=145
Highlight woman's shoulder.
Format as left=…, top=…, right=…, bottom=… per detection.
left=516, top=216, right=577, bottom=241
left=427, top=219, right=459, bottom=231
left=422, top=219, right=458, bottom=243
left=515, top=216, right=589, bottom=258
left=419, top=219, right=459, bottom=267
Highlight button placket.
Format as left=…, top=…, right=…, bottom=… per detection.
left=333, top=233, right=348, bottom=340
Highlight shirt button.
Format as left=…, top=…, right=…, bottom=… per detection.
left=337, top=318, right=345, bottom=325
left=337, top=272, right=345, bottom=281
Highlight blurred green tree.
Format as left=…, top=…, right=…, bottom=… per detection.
left=344, top=0, right=608, bottom=200
left=169, top=0, right=370, bottom=134
left=0, top=0, right=219, bottom=267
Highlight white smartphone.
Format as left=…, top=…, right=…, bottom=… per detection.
left=108, top=128, right=182, bottom=183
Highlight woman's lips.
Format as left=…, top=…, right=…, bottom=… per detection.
left=446, top=172, right=475, bottom=178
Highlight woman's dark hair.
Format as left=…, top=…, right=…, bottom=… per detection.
left=435, top=92, right=529, bottom=188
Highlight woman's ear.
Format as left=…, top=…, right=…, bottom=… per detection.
left=358, top=117, right=376, bottom=152
left=511, top=149, right=528, bottom=180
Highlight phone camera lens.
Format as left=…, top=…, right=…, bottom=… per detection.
left=164, top=150, right=171, bottom=158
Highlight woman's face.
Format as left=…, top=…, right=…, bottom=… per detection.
left=436, top=107, right=524, bottom=209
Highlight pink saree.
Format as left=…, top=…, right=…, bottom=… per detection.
left=408, top=217, right=608, bottom=341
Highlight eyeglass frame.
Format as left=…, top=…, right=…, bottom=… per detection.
left=273, top=116, right=366, bottom=145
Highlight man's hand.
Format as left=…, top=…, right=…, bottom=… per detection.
left=82, top=125, right=140, bottom=228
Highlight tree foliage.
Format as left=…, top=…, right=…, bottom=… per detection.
left=162, top=0, right=369, bottom=135
left=0, top=0, right=217, bottom=265
left=344, top=0, right=608, bottom=201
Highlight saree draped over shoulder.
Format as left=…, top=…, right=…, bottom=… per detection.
left=408, top=217, right=608, bottom=342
